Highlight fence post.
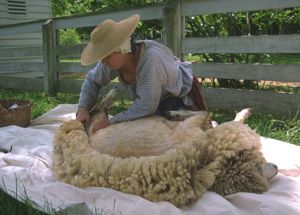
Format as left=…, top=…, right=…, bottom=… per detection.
left=42, top=19, right=58, bottom=96
left=162, top=0, right=182, bottom=59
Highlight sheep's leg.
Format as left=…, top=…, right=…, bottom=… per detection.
left=90, top=88, right=117, bottom=114
left=234, top=108, right=252, bottom=123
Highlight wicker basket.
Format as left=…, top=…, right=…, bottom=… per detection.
left=0, top=99, right=32, bottom=127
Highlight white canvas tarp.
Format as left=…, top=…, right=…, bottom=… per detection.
left=0, top=104, right=299, bottom=214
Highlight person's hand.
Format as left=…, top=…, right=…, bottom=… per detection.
left=90, top=118, right=110, bottom=134
left=76, top=108, right=90, bottom=123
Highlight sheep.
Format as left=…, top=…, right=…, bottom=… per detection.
left=52, top=89, right=277, bottom=207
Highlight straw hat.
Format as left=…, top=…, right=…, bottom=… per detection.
left=81, top=14, right=140, bottom=66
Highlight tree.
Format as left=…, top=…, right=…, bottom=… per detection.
left=51, top=0, right=166, bottom=17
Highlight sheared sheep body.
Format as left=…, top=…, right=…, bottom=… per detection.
left=53, top=109, right=270, bottom=207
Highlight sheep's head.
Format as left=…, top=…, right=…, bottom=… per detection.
left=209, top=150, right=272, bottom=195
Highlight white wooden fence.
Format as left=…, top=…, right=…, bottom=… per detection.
left=0, top=0, right=299, bottom=118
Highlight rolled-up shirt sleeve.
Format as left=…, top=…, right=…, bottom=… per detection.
left=78, top=63, right=118, bottom=110
left=109, top=52, right=165, bottom=123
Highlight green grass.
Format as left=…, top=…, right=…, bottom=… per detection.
left=0, top=89, right=80, bottom=119
left=211, top=109, right=300, bottom=145
left=247, top=112, right=300, bottom=144
left=0, top=190, right=49, bottom=215
left=0, top=177, right=55, bottom=215
left=1, top=88, right=299, bottom=145
left=0, top=88, right=299, bottom=214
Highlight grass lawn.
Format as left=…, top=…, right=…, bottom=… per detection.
left=0, top=188, right=50, bottom=215
left=1, top=88, right=299, bottom=144
left=0, top=88, right=299, bottom=214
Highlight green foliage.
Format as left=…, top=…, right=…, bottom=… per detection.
left=51, top=0, right=166, bottom=17
left=250, top=8, right=300, bottom=34
left=52, top=0, right=166, bottom=46
left=185, top=8, right=300, bottom=41
left=59, top=28, right=81, bottom=45
left=51, top=0, right=96, bottom=16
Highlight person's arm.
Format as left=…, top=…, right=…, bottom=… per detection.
left=109, top=52, right=165, bottom=123
left=77, top=63, right=117, bottom=122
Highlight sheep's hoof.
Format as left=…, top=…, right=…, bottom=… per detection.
left=262, top=162, right=278, bottom=181
left=165, top=110, right=205, bottom=121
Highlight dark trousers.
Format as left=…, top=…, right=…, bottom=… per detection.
left=155, top=96, right=186, bottom=117
left=155, top=77, right=208, bottom=117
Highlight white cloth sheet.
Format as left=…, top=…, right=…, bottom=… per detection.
left=0, top=104, right=299, bottom=215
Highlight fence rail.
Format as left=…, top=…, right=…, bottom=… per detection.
left=0, top=0, right=299, bottom=118
left=183, top=34, right=300, bottom=54
left=192, top=63, right=300, bottom=82
left=55, top=5, right=164, bottom=29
